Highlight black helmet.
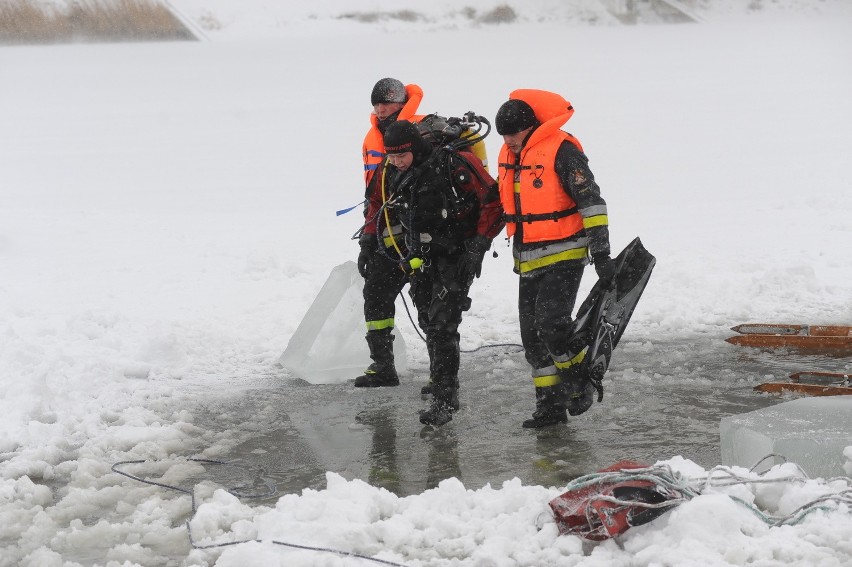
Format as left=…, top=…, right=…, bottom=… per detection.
left=495, top=99, right=538, bottom=135
left=371, top=78, right=407, bottom=105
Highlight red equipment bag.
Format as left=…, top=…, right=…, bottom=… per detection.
left=549, top=460, right=683, bottom=540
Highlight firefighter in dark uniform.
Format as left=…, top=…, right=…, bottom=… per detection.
left=359, top=120, right=504, bottom=426
left=495, top=89, right=616, bottom=429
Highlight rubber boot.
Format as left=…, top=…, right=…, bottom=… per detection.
left=419, top=380, right=457, bottom=404
left=419, top=333, right=460, bottom=425
left=421, top=377, right=460, bottom=412
left=419, top=380, right=458, bottom=426
left=522, top=385, right=568, bottom=428
left=559, top=364, right=594, bottom=416
left=354, top=330, right=400, bottom=387
left=421, top=336, right=435, bottom=396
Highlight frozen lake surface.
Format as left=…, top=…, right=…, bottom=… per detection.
left=178, top=336, right=847, bottom=502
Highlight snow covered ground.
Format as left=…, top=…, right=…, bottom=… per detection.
left=2, top=1, right=852, bottom=565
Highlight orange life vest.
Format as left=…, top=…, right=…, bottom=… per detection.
left=362, top=84, right=424, bottom=187
left=498, top=90, right=585, bottom=243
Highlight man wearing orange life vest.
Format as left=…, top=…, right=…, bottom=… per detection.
left=496, top=89, right=616, bottom=429
left=354, top=78, right=425, bottom=388
left=362, top=78, right=425, bottom=188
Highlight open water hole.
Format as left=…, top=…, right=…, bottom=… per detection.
left=185, top=335, right=851, bottom=503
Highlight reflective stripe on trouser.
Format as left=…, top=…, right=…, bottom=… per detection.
left=532, top=365, right=561, bottom=388
left=366, top=318, right=394, bottom=331
left=532, top=347, right=586, bottom=387
left=553, top=348, right=587, bottom=370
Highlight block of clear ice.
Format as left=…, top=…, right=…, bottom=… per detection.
left=279, top=261, right=407, bottom=384
left=720, top=396, right=852, bottom=478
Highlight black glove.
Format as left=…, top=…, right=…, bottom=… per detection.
left=593, top=253, right=616, bottom=285
left=358, top=237, right=377, bottom=278
left=457, top=235, right=489, bottom=283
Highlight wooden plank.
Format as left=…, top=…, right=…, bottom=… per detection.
left=731, top=324, right=805, bottom=335
left=730, top=324, right=852, bottom=337
left=809, top=326, right=852, bottom=337
left=754, top=382, right=852, bottom=396
left=725, top=334, right=852, bottom=353
left=790, top=371, right=851, bottom=384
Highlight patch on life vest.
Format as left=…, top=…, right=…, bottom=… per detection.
left=573, top=170, right=587, bottom=185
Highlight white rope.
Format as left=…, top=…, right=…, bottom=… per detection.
left=559, top=455, right=852, bottom=531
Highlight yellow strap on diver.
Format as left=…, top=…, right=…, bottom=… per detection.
left=381, top=161, right=418, bottom=274
left=381, top=162, right=404, bottom=260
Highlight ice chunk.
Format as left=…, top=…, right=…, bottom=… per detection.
left=279, top=261, right=407, bottom=384
left=720, top=397, right=852, bottom=479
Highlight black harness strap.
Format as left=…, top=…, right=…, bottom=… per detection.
left=503, top=207, right=578, bottom=224
left=498, top=162, right=533, bottom=171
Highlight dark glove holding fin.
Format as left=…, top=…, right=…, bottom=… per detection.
left=457, top=235, right=489, bottom=283
left=358, top=235, right=377, bottom=278
left=593, top=252, right=616, bottom=286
